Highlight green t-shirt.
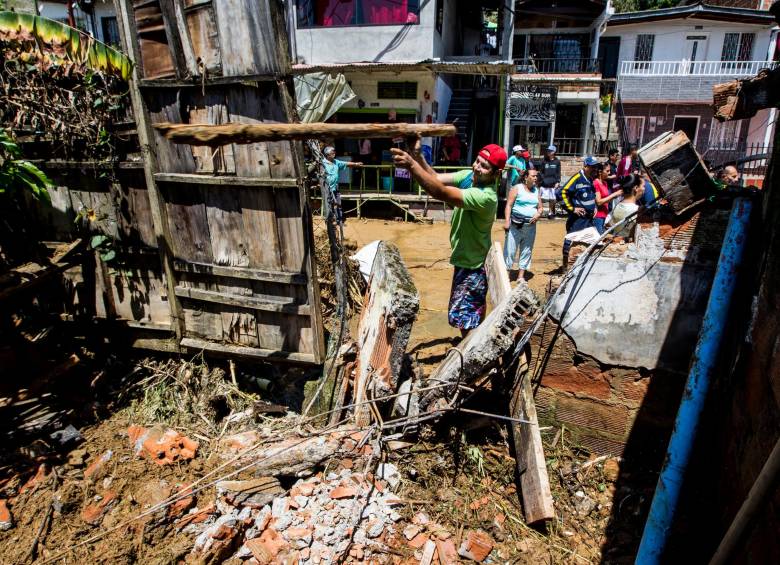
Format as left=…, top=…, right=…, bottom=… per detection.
left=449, top=169, right=498, bottom=269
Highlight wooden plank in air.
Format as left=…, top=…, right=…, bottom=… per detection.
left=172, top=259, right=306, bottom=284
left=154, top=172, right=297, bottom=187
left=180, top=337, right=317, bottom=364
left=174, top=286, right=310, bottom=315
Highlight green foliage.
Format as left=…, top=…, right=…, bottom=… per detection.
left=613, top=0, right=679, bottom=12
left=0, top=129, right=51, bottom=203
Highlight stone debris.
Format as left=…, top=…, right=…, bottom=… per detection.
left=128, top=426, right=198, bottom=465
left=184, top=467, right=407, bottom=564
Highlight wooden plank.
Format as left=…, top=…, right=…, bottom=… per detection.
left=139, top=74, right=278, bottom=88
left=154, top=122, right=458, bottom=146
left=171, top=0, right=200, bottom=75
left=485, top=241, right=512, bottom=309
left=510, top=355, right=555, bottom=525
left=274, top=187, right=306, bottom=273
left=175, top=286, right=310, bottom=315
left=182, top=301, right=223, bottom=340
left=238, top=187, right=284, bottom=271
left=161, top=183, right=214, bottom=262
left=146, top=89, right=197, bottom=174
left=180, top=337, right=317, bottom=364
left=201, top=184, right=245, bottom=265
left=157, top=0, right=190, bottom=78
left=225, top=86, right=279, bottom=177
left=186, top=91, right=235, bottom=173
left=116, top=0, right=187, bottom=344
left=173, top=259, right=305, bottom=283
left=212, top=0, right=287, bottom=77
left=154, top=172, right=297, bottom=187
left=182, top=2, right=222, bottom=73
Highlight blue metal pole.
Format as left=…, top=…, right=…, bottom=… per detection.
left=636, top=197, right=753, bottom=564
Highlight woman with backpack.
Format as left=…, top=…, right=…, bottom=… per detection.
left=503, top=169, right=543, bottom=281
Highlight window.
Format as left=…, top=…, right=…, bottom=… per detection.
left=722, top=33, right=755, bottom=62
left=633, top=34, right=654, bottom=70
left=377, top=81, right=417, bottom=99
left=709, top=119, right=742, bottom=150
left=297, top=0, right=420, bottom=28
left=101, top=16, right=121, bottom=47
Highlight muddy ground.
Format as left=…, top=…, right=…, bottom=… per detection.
left=0, top=218, right=645, bottom=564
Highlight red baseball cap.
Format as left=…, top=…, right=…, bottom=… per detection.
left=478, top=144, right=507, bottom=170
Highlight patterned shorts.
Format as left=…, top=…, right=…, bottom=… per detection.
left=448, top=266, right=488, bottom=330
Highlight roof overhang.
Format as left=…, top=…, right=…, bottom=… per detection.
left=608, top=4, right=775, bottom=26
left=292, top=59, right=514, bottom=76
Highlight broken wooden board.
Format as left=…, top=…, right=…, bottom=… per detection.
left=154, top=122, right=456, bottom=146
left=510, top=354, right=555, bottom=525
left=485, top=241, right=512, bottom=310
left=487, top=259, right=554, bottom=525
left=639, top=131, right=715, bottom=216
left=417, top=282, right=539, bottom=415
left=353, top=241, right=419, bottom=426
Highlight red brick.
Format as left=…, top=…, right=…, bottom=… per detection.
left=458, top=530, right=493, bottom=562
left=84, top=450, right=113, bottom=482
left=435, top=538, right=459, bottom=564
left=247, top=528, right=288, bottom=563
left=81, top=490, right=118, bottom=525
left=0, top=499, right=12, bottom=531
left=554, top=396, right=630, bottom=437
left=543, top=365, right=612, bottom=400
left=619, top=375, right=650, bottom=404
left=408, top=532, right=429, bottom=549
left=329, top=485, right=356, bottom=499
left=20, top=464, right=48, bottom=494
left=128, top=426, right=198, bottom=465
left=175, top=503, right=216, bottom=530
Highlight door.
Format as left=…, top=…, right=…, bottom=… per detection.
left=683, top=34, right=708, bottom=74
left=598, top=37, right=620, bottom=79
left=673, top=116, right=700, bottom=145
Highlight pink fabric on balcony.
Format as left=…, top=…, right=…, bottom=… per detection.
left=317, top=0, right=355, bottom=27
left=361, top=0, right=413, bottom=25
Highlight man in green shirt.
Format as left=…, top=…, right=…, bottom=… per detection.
left=505, top=144, right=528, bottom=187
left=391, top=141, right=506, bottom=335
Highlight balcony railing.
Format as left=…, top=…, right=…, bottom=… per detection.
left=515, top=58, right=601, bottom=74
left=620, top=60, right=779, bottom=77
left=551, top=137, right=596, bottom=156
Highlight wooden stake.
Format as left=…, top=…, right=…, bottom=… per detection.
left=154, top=122, right=457, bottom=146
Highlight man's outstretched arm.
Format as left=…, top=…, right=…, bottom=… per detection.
left=391, top=147, right=464, bottom=207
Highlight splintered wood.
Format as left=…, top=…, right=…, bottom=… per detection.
left=153, top=122, right=457, bottom=145
left=352, top=242, right=419, bottom=426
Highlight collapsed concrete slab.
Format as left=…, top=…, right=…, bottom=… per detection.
left=353, top=241, right=419, bottom=425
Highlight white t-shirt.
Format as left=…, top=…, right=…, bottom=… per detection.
left=607, top=201, right=639, bottom=238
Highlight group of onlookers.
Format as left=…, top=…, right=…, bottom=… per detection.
left=503, top=143, right=661, bottom=276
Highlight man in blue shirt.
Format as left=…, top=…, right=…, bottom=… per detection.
left=322, top=146, right=362, bottom=223
left=560, top=155, right=599, bottom=266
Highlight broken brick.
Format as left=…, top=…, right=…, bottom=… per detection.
left=20, top=463, right=48, bottom=494
left=220, top=431, right=261, bottom=454
left=84, top=450, right=113, bottom=482
left=81, top=490, right=118, bottom=525
left=329, top=485, right=356, bottom=499
left=175, top=503, right=217, bottom=530
left=458, top=530, right=493, bottom=562
left=0, top=499, right=13, bottom=531
left=128, top=426, right=198, bottom=465
left=168, top=486, right=195, bottom=519
left=435, top=538, right=459, bottom=565
left=246, top=527, right=288, bottom=563
left=408, top=532, right=429, bottom=549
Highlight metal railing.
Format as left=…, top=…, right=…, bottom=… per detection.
left=334, top=164, right=500, bottom=195
left=551, top=137, right=596, bottom=156
left=702, top=142, right=773, bottom=180
left=620, top=60, right=778, bottom=77
left=515, top=57, right=601, bottom=74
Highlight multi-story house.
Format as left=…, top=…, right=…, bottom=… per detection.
left=289, top=1, right=515, bottom=174
left=505, top=0, right=612, bottom=159
left=32, top=0, right=121, bottom=46
left=603, top=1, right=777, bottom=180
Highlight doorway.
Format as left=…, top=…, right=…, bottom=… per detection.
left=673, top=115, right=700, bottom=145
left=598, top=37, right=620, bottom=79
left=684, top=34, right=708, bottom=73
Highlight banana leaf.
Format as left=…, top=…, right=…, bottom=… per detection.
left=0, top=11, right=133, bottom=81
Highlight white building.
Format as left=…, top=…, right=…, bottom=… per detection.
left=289, top=0, right=514, bottom=174
left=603, top=2, right=777, bottom=177
left=35, top=0, right=120, bottom=46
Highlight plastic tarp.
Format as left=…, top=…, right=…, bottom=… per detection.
left=294, top=72, right=356, bottom=123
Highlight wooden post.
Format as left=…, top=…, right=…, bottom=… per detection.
left=115, top=0, right=186, bottom=344
left=484, top=241, right=512, bottom=309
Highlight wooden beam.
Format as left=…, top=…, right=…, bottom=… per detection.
left=173, top=259, right=307, bottom=284
left=174, top=286, right=311, bottom=315
left=485, top=241, right=512, bottom=309
left=115, top=0, right=186, bottom=347
left=180, top=337, right=317, bottom=364
left=154, top=172, right=298, bottom=187
left=153, top=122, right=458, bottom=146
